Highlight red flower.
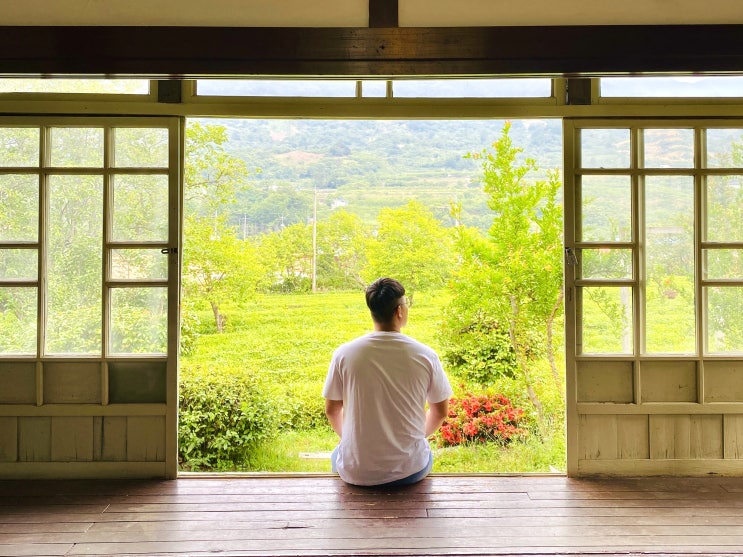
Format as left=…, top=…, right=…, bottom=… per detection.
left=435, top=392, right=526, bottom=447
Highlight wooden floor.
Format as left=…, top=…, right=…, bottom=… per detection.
left=2, top=474, right=743, bottom=557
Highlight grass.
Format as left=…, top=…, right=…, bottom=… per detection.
left=235, top=426, right=566, bottom=474
left=181, top=289, right=567, bottom=474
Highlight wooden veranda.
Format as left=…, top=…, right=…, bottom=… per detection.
left=2, top=474, right=743, bottom=556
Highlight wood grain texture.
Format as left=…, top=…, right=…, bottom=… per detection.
left=0, top=25, right=742, bottom=76
left=3, top=475, right=743, bottom=556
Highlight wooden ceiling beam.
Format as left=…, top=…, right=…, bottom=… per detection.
left=0, top=25, right=742, bottom=77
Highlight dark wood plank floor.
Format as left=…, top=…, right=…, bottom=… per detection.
left=2, top=474, right=743, bottom=556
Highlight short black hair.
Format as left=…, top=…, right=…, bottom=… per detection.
left=365, top=277, right=405, bottom=324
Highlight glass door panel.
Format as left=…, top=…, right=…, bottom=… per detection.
left=46, top=174, right=103, bottom=355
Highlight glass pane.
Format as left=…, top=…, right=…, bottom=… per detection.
left=114, top=128, right=169, bottom=168
left=579, top=175, right=632, bottom=242
left=0, top=79, right=149, bottom=95
left=110, top=287, right=167, bottom=354
left=0, top=287, right=36, bottom=354
left=602, top=76, right=743, bottom=98
left=361, top=80, right=386, bottom=98
left=111, top=249, right=168, bottom=280
left=112, top=175, right=169, bottom=242
left=0, top=127, right=39, bottom=167
left=645, top=176, right=695, bottom=354
left=643, top=128, right=694, bottom=168
left=0, top=249, right=37, bottom=280
left=580, top=286, right=633, bottom=354
left=706, top=175, right=743, bottom=242
left=581, top=248, right=632, bottom=280
left=196, top=79, right=357, bottom=97
left=392, top=78, right=552, bottom=98
left=46, top=175, right=102, bottom=354
left=581, top=129, right=630, bottom=169
left=706, top=286, right=743, bottom=354
left=706, top=129, right=743, bottom=168
left=0, top=174, right=38, bottom=242
left=705, top=249, right=743, bottom=280
left=50, top=128, right=104, bottom=167
left=707, top=287, right=743, bottom=354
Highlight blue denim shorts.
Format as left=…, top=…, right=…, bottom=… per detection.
left=331, top=446, right=433, bottom=487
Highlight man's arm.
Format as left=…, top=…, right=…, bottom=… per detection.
left=425, top=398, right=449, bottom=438
left=325, top=399, right=344, bottom=438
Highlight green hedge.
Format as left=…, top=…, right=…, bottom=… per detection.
left=179, top=365, right=278, bottom=470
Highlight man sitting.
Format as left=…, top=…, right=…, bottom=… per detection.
left=323, top=277, right=452, bottom=487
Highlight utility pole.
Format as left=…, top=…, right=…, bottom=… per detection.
left=312, top=184, right=317, bottom=293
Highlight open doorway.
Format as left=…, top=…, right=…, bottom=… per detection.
left=178, top=116, right=566, bottom=473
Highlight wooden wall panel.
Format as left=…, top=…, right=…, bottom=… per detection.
left=690, top=415, right=723, bottom=459
left=650, top=415, right=691, bottom=459
left=18, top=417, right=50, bottom=462
left=94, top=417, right=127, bottom=462
left=649, top=415, right=724, bottom=459
left=0, top=363, right=36, bottom=404
left=44, top=362, right=101, bottom=404
left=577, top=361, right=633, bottom=403
left=127, top=416, right=165, bottom=462
left=724, top=415, right=743, bottom=459
left=578, top=415, right=617, bottom=460
left=704, top=362, right=743, bottom=402
left=51, top=417, right=93, bottom=461
left=108, top=362, right=166, bottom=404
left=0, top=418, right=17, bottom=462
left=640, top=361, right=697, bottom=403
left=617, top=415, right=649, bottom=459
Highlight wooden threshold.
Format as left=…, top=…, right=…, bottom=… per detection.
left=3, top=474, right=743, bottom=556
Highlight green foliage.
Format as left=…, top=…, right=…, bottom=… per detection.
left=179, top=364, right=278, bottom=470
left=443, top=122, right=564, bottom=431
left=257, top=222, right=313, bottom=293
left=363, top=200, right=454, bottom=297
left=182, top=121, right=258, bottom=331
left=316, top=209, right=369, bottom=290
left=433, top=424, right=565, bottom=473
left=440, top=309, right=518, bottom=385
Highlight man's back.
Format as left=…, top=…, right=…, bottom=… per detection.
left=323, top=331, right=451, bottom=485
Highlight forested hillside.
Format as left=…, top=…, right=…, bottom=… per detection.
left=195, top=118, right=563, bottom=233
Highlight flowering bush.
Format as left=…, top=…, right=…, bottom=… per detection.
left=436, top=393, right=526, bottom=447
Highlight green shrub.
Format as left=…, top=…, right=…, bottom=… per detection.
left=276, top=381, right=327, bottom=430
left=440, top=310, right=518, bottom=386
left=179, top=365, right=278, bottom=470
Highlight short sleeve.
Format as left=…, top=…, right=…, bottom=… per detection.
left=427, top=352, right=453, bottom=404
left=322, top=351, right=344, bottom=400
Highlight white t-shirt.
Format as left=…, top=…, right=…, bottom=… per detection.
left=322, top=331, right=453, bottom=486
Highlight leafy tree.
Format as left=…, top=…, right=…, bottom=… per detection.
left=316, top=209, right=369, bottom=290
left=182, top=122, right=255, bottom=332
left=257, top=222, right=313, bottom=293
left=444, top=123, right=563, bottom=432
left=362, top=200, right=454, bottom=300
left=185, top=218, right=264, bottom=333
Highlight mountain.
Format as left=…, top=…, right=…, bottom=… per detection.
left=195, top=118, right=563, bottom=233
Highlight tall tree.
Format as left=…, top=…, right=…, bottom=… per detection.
left=362, top=200, right=454, bottom=300
left=445, top=122, right=564, bottom=432
left=257, top=222, right=313, bottom=293
left=316, top=209, right=369, bottom=290
left=182, top=122, right=254, bottom=331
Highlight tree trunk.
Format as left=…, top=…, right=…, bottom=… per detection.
left=210, top=301, right=226, bottom=333
left=546, top=288, right=565, bottom=400
left=509, top=295, right=546, bottom=434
